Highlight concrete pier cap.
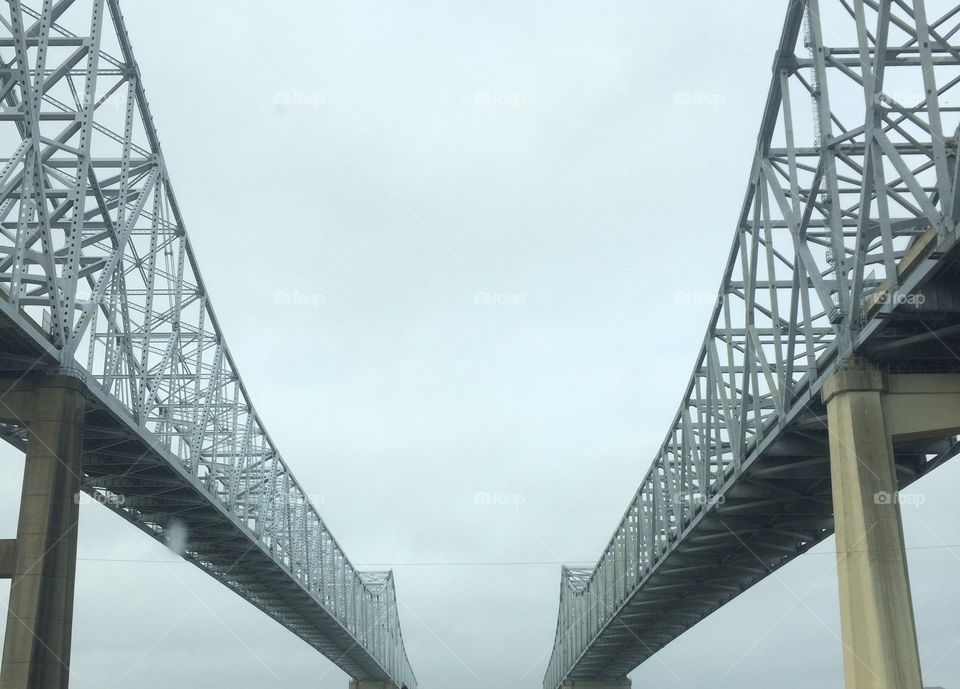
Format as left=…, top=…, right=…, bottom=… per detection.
left=820, top=357, right=960, bottom=689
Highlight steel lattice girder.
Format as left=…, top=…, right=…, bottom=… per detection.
left=544, top=1, right=960, bottom=687
left=0, top=1, right=418, bottom=686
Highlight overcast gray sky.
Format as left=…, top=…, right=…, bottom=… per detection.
left=1, top=1, right=959, bottom=688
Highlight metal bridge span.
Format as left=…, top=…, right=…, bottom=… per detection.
left=546, top=1, right=960, bottom=687
left=0, top=2, right=417, bottom=687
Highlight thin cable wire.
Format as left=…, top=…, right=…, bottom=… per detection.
left=74, top=542, right=960, bottom=567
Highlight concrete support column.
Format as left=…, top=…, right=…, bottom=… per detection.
left=0, top=378, right=85, bottom=689
left=348, top=681, right=398, bottom=689
left=560, top=679, right=631, bottom=689
left=0, top=541, right=15, bottom=579
left=822, top=364, right=922, bottom=689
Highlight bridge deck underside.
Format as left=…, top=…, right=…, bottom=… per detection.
left=0, top=309, right=388, bottom=682
left=573, top=438, right=954, bottom=679
left=570, top=249, right=960, bottom=679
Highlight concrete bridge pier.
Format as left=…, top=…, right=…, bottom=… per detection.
left=349, top=681, right=403, bottom=689
left=0, top=376, right=85, bottom=689
left=823, top=362, right=960, bottom=689
left=560, top=679, right=631, bottom=689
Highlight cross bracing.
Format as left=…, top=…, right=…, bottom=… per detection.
left=0, top=1, right=417, bottom=686
left=545, top=1, right=960, bottom=686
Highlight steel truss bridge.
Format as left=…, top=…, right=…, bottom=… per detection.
left=546, top=0, right=960, bottom=686
left=0, top=1, right=417, bottom=686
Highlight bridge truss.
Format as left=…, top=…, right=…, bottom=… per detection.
left=546, top=0, right=960, bottom=685
left=0, top=1, right=418, bottom=686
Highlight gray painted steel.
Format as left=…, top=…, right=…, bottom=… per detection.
left=0, top=2, right=417, bottom=686
left=545, top=1, right=960, bottom=686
